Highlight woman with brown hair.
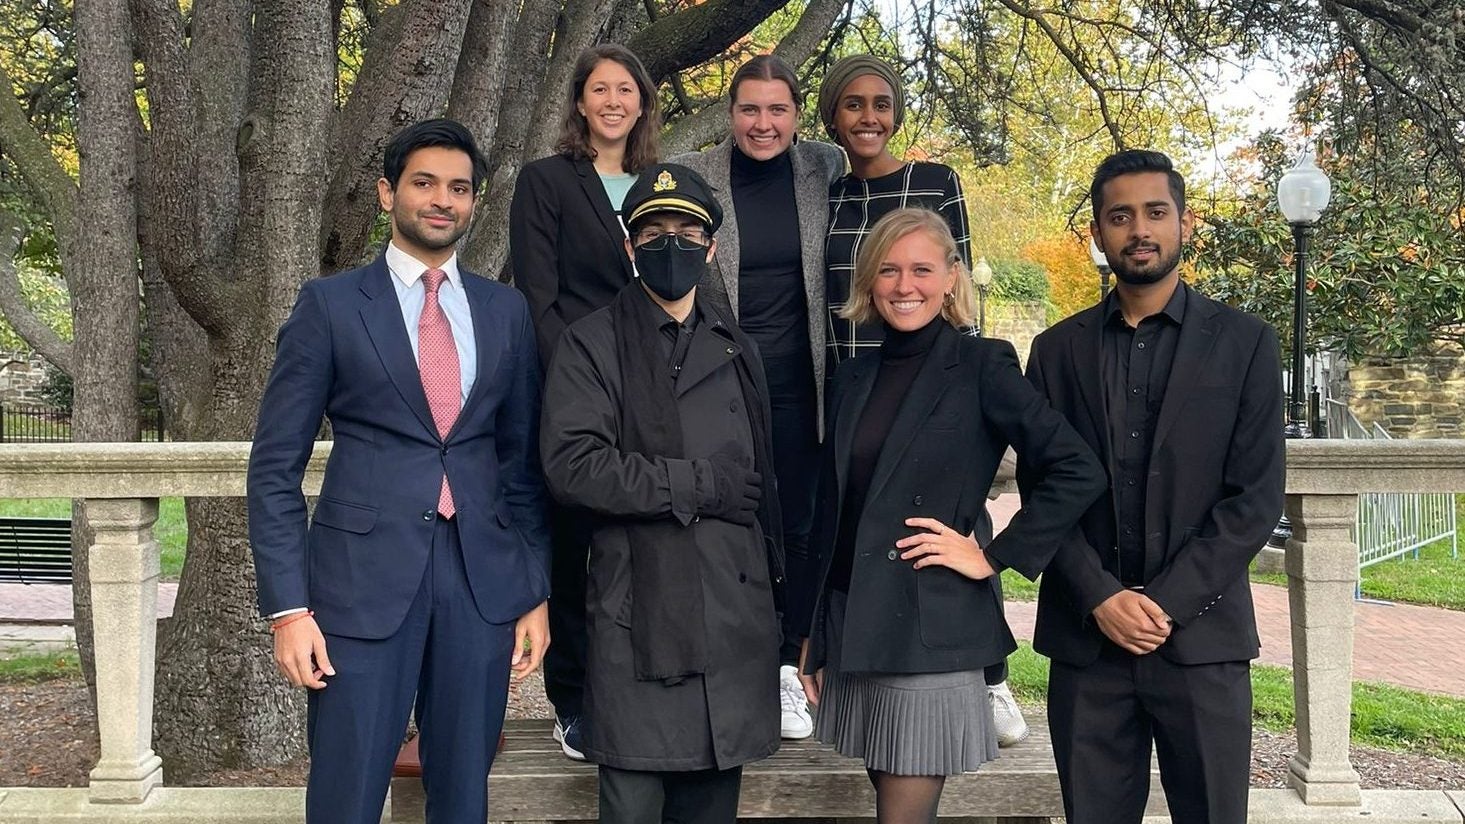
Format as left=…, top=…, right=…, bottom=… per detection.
left=799, top=208, right=1103, bottom=824
left=508, top=42, right=661, bottom=761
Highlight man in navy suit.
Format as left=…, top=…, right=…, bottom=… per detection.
left=248, top=118, right=551, bottom=824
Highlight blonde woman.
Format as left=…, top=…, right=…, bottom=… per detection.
left=798, top=208, right=1103, bottom=823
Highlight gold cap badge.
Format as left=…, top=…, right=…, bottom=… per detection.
left=652, top=169, right=677, bottom=192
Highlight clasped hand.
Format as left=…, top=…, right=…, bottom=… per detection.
left=895, top=517, right=996, bottom=580
left=1092, top=589, right=1172, bottom=654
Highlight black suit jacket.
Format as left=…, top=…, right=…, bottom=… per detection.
left=804, top=323, right=1105, bottom=675
left=509, top=153, right=636, bottom=369
left=1021, top=282, right=1284, bottom=667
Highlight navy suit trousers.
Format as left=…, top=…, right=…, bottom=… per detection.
left=306, top=517, right=515, bottom=824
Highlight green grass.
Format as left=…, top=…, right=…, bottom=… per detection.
left=1000, top=567, right=1039, bottom=601
left=0, top=649, right=81, bottom=683
left=1252, top=493, right=1465, bottom=611
left=0, top=498, right=188, bottom=580
left=1005, top=641, right=1465, bottom=761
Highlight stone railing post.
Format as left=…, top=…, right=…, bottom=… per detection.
left=85, top=497, right=164, bottom=803
left=1284, top=492, right=1362, bottom=806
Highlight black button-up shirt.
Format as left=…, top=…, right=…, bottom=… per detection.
left=1101, top=282, right=1187, bottom=585
left=656, top=301, right=702, bottom=382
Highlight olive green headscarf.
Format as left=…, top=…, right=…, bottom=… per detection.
left=817, top=54, right=906, bottom=143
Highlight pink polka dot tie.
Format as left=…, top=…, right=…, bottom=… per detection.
left=419, top=268, right=460, bottom=518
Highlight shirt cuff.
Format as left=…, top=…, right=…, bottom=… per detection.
left=267, top=607, right=310, bottom=621
left=667, top=458, right=699, bottom=526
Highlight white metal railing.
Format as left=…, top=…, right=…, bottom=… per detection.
left=1325, top=400, right=1459, bottom=576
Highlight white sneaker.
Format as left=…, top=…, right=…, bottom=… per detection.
left=779, top=664, right=814, bottom=739
left=988, top=680, right=1029, bottom=747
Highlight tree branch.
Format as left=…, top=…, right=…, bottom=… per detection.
left=661, top=0, right=850, bottom=154
left=446, top=0, right=519, bottom=148
left=458, top=0, right=563, bottom=278
left=992, top=0, right=1124, bottom=149
left=0, top=64, right=80, bottom=261
left=320, top=0, right=475, bottom=272
left=627, top=0, right=789, bottom=82
left=0, top=211, right=74, bottom=375
left=526, top=0, right=622, bottom=163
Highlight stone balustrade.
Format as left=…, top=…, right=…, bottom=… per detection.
left=1, top=439, right=1464, bottom=819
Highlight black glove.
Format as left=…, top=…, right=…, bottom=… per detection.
left=702, top=454, right=762, bottom=526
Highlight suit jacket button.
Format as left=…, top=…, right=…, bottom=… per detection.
left=423, top=510, right=435, bottom=521
left=738, top=573, right=748, bottom=583
left=887, top=549, right=898, bottom=560
left=913, top=495, right=923, bottom=505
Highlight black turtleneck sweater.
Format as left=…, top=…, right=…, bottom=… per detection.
left=827, top=318, right=943, bottom=593
left=730, top=145, right=808, bottom=361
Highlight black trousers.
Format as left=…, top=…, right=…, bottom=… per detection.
left=766, top=352, right=821, bottom=664
left=1047, top=640, right=1252, bottom=824
left=598, top=764, right=743, bottom=824
left=543, top=503, right=595, bottom=719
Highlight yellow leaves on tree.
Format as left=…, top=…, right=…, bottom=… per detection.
left=1021, top=234, right=1101, bottom=319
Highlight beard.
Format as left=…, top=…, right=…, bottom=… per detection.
left=394, top=209, right=469, bottom=252
left=1110, top=241, right=1182, bottom=286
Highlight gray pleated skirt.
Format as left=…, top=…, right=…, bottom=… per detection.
left=814, top=590, right=999, bottom=776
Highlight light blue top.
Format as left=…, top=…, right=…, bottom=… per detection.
left=599, top=172, right=638, bottom=213
left=385, top=241, right=477, bottom=404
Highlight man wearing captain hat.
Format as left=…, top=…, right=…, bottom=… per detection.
left=539, top=162, right=786, bottom=823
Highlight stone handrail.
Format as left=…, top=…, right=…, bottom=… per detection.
left=2, top=439, right=1465, bottom=809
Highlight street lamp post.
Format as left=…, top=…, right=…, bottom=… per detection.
left=1268, top=144, right=1333, bottom=548
left=972, top=256, right=993, bottom=336
left=1089, top=237, right=1112, bottom=301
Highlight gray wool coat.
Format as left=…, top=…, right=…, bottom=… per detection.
left=672, top=138, right=845, bottom=438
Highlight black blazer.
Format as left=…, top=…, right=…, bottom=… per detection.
left=805, top=322, right=1105, bottom=675
left=509, top=153, right=636, bottom=369
left=1021, top=283, right=1284, bottom=667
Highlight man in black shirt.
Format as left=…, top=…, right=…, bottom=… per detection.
left=1020, top=150, right=1284, bottom=824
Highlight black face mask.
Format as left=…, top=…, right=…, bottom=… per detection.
left=635, top=243, right=708, bottom=302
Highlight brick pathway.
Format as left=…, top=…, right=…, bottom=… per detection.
left=2, top=494, right=1463, bottom=698
left=986, top=494, right=1465, bottom=698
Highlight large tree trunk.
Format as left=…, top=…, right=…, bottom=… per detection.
left=151, top=0, right=335, bottom=776
left=70, top=0, right=142, bottom=706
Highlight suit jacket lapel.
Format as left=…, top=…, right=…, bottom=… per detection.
left=833, top=357, right=877, bottom=490
left=702, top=141, right=740, bottom=315
left=1150, top=286, right=1220, bottom=456
left=790, top=143, right=830, bottom=396
left=573, top=158, right=634, bottom=281
left=1070, top=306, right=1111, bottom=469
left=866, top=325, right=960, bottom=501
left=359, top=258, right=438, bottom=438
left=446, top=273, right=499, bottom=442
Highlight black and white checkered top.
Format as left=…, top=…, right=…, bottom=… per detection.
left=824, top=161, right=972, bottom=371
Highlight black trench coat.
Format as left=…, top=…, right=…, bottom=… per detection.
left=540, top=299, right=782, bottom=772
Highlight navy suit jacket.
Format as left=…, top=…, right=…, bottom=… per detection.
left=247, top=255, right=551, bottom=639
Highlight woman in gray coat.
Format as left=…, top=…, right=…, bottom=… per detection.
left=673, top=54, right=844, bottom=741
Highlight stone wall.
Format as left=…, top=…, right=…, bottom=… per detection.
left=0, top=350, right=50, bottom=404
left=984, top=301, right=1047, bottom=366
left=1339, top=345, right=1465, bottom=438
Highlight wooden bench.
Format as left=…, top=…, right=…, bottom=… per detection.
left=391, top=716, right=1167, bottom=822
left=0, top=516, right=73, bottom=584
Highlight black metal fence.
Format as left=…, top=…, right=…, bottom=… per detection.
left=0, top=403, right=166, bottom=443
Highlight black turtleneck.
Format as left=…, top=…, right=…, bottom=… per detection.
left=730, top=145, right=807, bottom=360
left=827, top=318, right=944, bottom=593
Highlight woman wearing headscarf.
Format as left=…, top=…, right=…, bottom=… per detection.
left=799, top=208, right=1104, bottom=823
left=815, top=53, right=1029, bottom=746
left=508, top=43, right=662, bottom=760
left=673, top=54, right=845, bottom=740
